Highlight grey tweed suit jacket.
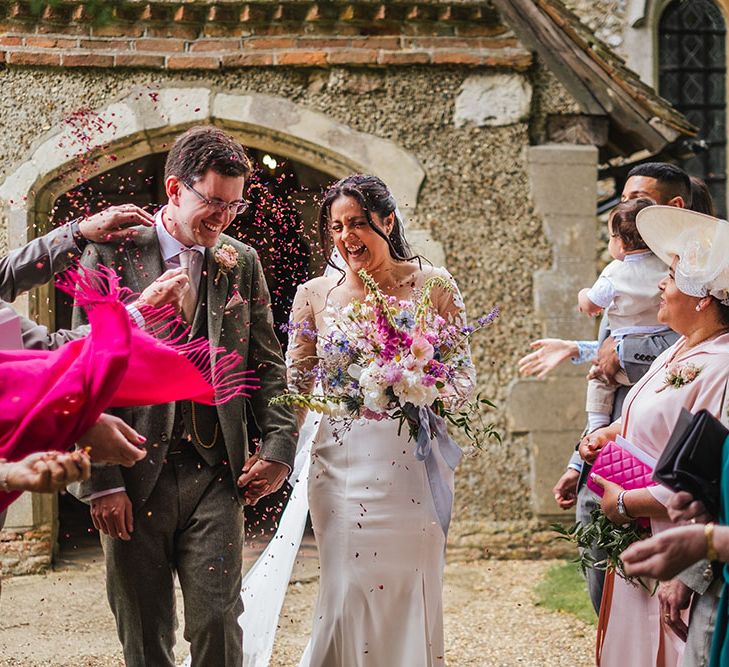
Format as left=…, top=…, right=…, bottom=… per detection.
left=0, top=223, right=87, bottom=350
left=71, top=225, right=298, bottom=509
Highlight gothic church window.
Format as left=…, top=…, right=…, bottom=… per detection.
left=659, top=0, right=727, bottom=215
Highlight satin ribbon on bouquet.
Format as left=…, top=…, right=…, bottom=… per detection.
left=403, top=404, right=463, bottom=537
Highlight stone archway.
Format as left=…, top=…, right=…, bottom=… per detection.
left=1, top=85, right=427, bottom=247
left=0, top=85, right=432, bottom=556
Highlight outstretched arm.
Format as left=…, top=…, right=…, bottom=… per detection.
left=0, top=205, right=154, bottom=304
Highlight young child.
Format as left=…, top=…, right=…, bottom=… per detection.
left=578, top=198, right=670, bottom=431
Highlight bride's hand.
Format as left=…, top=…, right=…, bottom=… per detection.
left=237, top=454, right=290, bottom=505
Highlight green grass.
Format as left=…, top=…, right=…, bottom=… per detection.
left=533, top=561, right=597, bottom=626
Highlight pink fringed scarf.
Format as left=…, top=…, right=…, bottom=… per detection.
left=0, top=266, right=258, bottom=512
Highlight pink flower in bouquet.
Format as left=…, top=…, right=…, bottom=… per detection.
left=410, top=335, right=435, bottom=366
left=421, top=374, right=438, bottom=387
left=424, top=331, right=439, bottom=345
left=383, top=364, right=403, bottom=385
left=402, top=355, right=418, bottom=371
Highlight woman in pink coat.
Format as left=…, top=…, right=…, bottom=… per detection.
left=579, top=206, right=729, bottom=666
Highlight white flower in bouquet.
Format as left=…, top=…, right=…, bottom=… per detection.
left=393, top=369, right=440, bottom=407
left=359, top=365, right=391, bottom=413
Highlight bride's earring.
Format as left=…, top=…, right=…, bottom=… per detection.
left=696, top=304, right=702, bottom=312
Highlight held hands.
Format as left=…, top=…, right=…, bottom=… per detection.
left=553, top=468, right=579, bottom=509
left=237, top=454, right=289, bottom=506
left=517, top=339, right=579, bottom=379
left=2, top=450, right=91, bottom=494
left=77, top=414, right=147, bottom=467
left=134, top=267, right=190, bottom=311
left=78, top=204, right=154, bottom=243
left=90, top=491, right=134, bottom=541
left=622, top=524, right=708, bottom=582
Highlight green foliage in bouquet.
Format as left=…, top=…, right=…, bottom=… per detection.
left=552, top=509, right=655, bottom=591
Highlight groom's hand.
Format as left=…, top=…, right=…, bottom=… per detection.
left=91, top=491, right=134, bottom=540
left=134, top=268, right=189, bottom=311
left=237, top=454, right=289, bottom=505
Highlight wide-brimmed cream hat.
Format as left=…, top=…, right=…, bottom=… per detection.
left=636, top=205, right=729, bottom=305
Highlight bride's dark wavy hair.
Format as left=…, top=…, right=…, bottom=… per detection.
left=318, top=174, right=420, bottom=277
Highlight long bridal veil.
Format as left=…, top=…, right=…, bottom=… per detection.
left=240, top=412, right=321, bottom=667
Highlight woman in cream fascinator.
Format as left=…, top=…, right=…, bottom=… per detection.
left=579, top=206, right=729, bottom=667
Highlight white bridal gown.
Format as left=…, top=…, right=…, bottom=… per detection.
left=286, top=268, right=475, bottom=667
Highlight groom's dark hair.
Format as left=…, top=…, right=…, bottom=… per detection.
left=165, top=125, right=252, bottom=184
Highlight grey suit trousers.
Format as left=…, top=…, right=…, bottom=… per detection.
left=681, top=577, right=723, bottom=667
left=102, top=449, right=244, bottom=667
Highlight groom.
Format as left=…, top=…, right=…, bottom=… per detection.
left=73, top=126, right=298, bottom=667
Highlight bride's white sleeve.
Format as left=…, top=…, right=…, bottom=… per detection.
left=286, top=284, right=319, bottom=396
left=432, top=269, right=477, bottom=408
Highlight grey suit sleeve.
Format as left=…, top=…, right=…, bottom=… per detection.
left=246, top=251, right=297, bottom=471
left=0, top=299, right=89, bottom=351
left=67, top=243, right=125, bottom=499
left=68, top=462, right=125, bottom=504
left=621, top=331, right=680, bottom=384
left=678, top=559, right=714, bottom=596
left=0, top=223, right=82, bottom=303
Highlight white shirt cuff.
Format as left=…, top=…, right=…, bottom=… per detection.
left=87, top=487, right=126, bottom=501
left=125, top=304, right=145, bottom=328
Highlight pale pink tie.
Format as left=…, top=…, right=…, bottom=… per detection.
left=178, top=249, right=199, bottom=323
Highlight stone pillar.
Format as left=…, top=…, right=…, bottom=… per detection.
left=506, top=144, right=598, bottom=519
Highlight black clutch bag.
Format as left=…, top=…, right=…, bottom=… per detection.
left=653, top=408, right=729, bottom=518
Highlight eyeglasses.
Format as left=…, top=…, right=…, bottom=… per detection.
left=183, top=182, right=249, bottom=216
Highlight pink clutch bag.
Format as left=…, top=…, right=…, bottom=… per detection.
left=587, top=440, right=655, bottom=497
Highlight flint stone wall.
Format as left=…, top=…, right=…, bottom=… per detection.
left=567, top=0, right=627, bottom=50
left=0, top=61, right=583, bottom=541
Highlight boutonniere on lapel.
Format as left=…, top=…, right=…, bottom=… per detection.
left=656, top=361, right=703, bottom=393
left=213, top=243, right=239, bottom=286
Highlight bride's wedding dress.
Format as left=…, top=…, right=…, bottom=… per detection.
left=302, top=414, right=452, bottom=666
left=239, top=266, right=474, bottom=667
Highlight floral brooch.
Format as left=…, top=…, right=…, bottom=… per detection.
left=656, top=361, right=703, bottom=392
left=214, top=244, right=238, bottom=285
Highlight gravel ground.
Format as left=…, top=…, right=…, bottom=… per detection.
left=0, top=549, right=593, bottom=666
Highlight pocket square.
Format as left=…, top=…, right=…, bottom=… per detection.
left=224, top=291, right=245, bottom=312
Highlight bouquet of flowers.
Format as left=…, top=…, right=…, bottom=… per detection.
left=272, top=269, right=499, bottom=453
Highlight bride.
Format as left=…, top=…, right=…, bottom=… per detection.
left=283, top=174, right=476, bottom=666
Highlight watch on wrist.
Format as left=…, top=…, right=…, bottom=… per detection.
left=705, top=522, right=719, bottom=562
left=617, top=490, right=633, bottom=520
left=69, top=219, right=88, bottom=250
